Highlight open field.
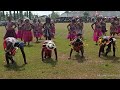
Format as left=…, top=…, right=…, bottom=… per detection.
left=0, top=23, right=120, bottom=79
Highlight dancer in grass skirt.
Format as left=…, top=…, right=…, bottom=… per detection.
left=51, top=20, right=56, bottom=39
left=76, top=18, right=84, bottom=40
left=101, top=18, right=107, bottom=35
left=17, top=19, right=24, bottom=40
left=22, top=19, right=33, bottom=45
left=91, top=17, right=102, bottom=45
left=117, top=19, right=120, bottom=35
left=114, top=17, right=120, bottom=36
left=43, top=17, right=52, bottom=40
left=110, top=22, right=117, bottom=37
left=32, top=19, right=41, bottom=42
left=67, top=19, right=77, bottom=41
left=4, top=16, right=17, bottom=39
left=38, top=19, right=43, bottom=40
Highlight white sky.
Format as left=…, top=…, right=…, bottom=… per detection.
left=31, top=11, right=65, bottom=15
left=5, top=11, right=65, bottom=16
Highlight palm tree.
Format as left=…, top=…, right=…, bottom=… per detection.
left=2, top=11, right=5, bottom=20
left=26, top=11, right=29, bottom=17
left=24, top=11, right=27, bottom=17
left=19, top=11, right=23, bottom=19
left=6, top=12, right=9, bottom=20
left=13, top=11, right=16, bottom=20
left=16, top=11, right=19, bottom=19
left=29, top=11, right=32, bottom=20
left=0, top=11, right=1, bottom=21
left=9, top=11, right=12, bottom=17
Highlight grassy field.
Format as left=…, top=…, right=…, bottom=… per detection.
left=0, top=23, right=120, bottom=79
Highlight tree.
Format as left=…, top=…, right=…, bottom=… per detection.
left=2, top=11, right=5, bottom=20
left=83, top=11, right=89, bottom=18
left=29, top=11, right=32, bottom=20
left=9, top=11, right=12, bottom=17
left=16, top=11, right=19, bottom=19
left=83, top=11, right=89, bottom=22
left=13, top=11, right=16, bottom=20
left=19, top=11, right=23, bottom=19
left=50, top=11, right=60, bottom=20
left=26, top=11, right=29, bottom=17
left=6, top=12, right=9, bottom=20
left=0, top=11, right=1, bottom=21
left=65, top=11, right=69, bottom=17
left=24, top=11, right=27, bottom=17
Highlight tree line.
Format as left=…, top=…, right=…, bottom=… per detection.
left=0, top=11, right=34, bottom=21
left=0, top=11, right=61, bottom=21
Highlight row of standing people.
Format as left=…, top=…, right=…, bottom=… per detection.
left=91, top=17, right=120, bottom=45
left=67, top=17, right=120, bottom=46
left=4, top=17, right=56, bottom=45
left=67, top=18, right=84, bottom=41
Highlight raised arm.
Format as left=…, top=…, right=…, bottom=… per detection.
left=91, top=22, right=95, bottom=30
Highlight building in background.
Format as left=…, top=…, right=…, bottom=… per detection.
left=60, top=11, right=120, bottom=17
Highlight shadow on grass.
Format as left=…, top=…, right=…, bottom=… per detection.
left=43, top=58, right=57, bottom=67
left=34, top=41, right=41, bottom=44
left=100, top=55, right=120, bottom=63
left=74, top=53, right=86, bottom=63
left=25, top=45, right=34, bottom=47
left=4, top=62, right=26, bottom=71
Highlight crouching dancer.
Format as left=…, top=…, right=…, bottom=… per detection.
left=98, top=36, right=116, bottom=57
left=3, top=37, right=27, bottom=65
left=41, top=40, right=57, bottom=61
left=68, top=34, right=84, bottom=59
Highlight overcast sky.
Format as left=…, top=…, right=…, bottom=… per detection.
left=31, top=11, right=65, bottom=15
left=5, top=11, right=65, bottom=16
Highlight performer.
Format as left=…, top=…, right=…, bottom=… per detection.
left=22, top=19, right=33, bottom=45
left=91, top=17, right=102, bottom=45
left=117, top=19, right=120, bottom=35
left=51, top=20, right=56, bottom=38
left=67, top=19, right=77, bottom=41
left=38, top=19, right=43, bottom=40
left=4, top=16, right=17, bottom=39
left=68, top=34, right=84, bottom=59
left=17, top=19, right=24, bottom=40
left=110, top=22, right=117, bottom=37
left=3, top=37, right=27, bottom=65
left=76, top=18, right=84, bottom=39
left=101, top=18, right=107, bottom=35
left=41, top=40, right=57, bottom=61
left=98, top=36, right=116, bottom=57
left=32, top=19, right=41, bottom=42
left=43, top=17, right=52, bottom=40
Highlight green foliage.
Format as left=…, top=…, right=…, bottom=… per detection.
left=50, top=11, right=60, bottom=20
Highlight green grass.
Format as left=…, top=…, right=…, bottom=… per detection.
left=0, top=23, right=120, bottom=79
